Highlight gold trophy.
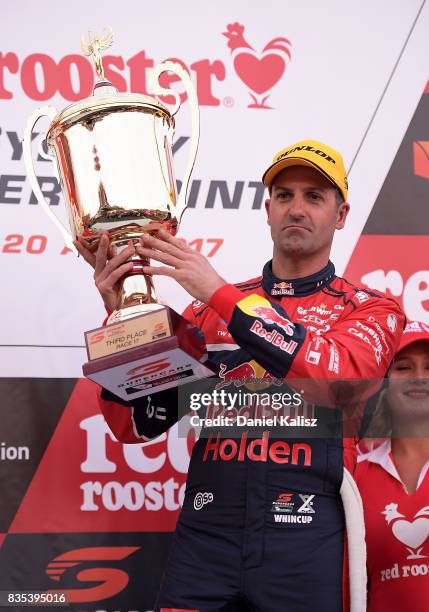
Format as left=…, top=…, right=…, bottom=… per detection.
left=23, top=28, right=213, bottom=399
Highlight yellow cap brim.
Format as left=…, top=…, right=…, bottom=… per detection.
left=262, top=156, right=347, bottom=201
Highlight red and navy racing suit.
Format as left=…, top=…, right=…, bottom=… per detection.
left=99, top=260, right=404, bottom=612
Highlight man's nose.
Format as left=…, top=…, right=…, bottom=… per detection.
left=288, top=196, right=306, bottom=217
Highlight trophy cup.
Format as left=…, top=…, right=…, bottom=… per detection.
left=23, top=28, right=213, bottom=399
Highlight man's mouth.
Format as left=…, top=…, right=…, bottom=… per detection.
left=283, top=225, right=311, bottom=232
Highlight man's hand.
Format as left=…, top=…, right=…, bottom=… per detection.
left=136, top=229, right=226, bottom=303
left=74, top=233, right=134, bottom=312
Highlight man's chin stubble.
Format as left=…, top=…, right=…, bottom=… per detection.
left=279, top=239, right=309, bottom=256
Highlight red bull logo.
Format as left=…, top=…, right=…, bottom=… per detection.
left=217, top=362, right=256, bottom=389
left=250, top=321, right=298, bottom=354
left=271, top=281, right=294, bottom=296
left=251, top=306, right=294, bottom=336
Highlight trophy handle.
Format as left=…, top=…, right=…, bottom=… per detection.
left=23, top=106, right=77, bottom=255
left=150, top=61, right=200, bottom=221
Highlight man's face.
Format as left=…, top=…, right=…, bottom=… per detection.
left=265, top=165, right=349, bottom=258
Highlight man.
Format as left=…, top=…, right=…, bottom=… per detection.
left=76, top=140, right=404, bottom=611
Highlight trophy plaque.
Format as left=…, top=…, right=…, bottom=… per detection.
left=23, top=27, right=213, bottom=399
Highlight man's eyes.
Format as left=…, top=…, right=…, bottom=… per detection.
left=276, top=191, right=291, bottom=199
left=274, top=191, right=323, bottom=201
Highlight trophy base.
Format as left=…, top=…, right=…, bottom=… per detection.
left=83, top=306, right=213, bottom=399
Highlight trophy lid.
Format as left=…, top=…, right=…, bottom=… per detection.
left=47, top=92, right=171, bottom=138
left=47, top=27, right=172, bottom=141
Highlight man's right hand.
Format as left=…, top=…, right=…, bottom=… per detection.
left=74, top=233, right=135, bottom=313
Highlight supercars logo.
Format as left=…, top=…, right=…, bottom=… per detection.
left=88, top=330, right=105, bottom=345
left=272, top=492, right=295, bottom=513
left=223, top=22, right=291, bottom=109
left=126, top=358, right=171, bottom=381
left=46, top=546, right=139, bottom=603
left=88, top=323, right=127, bottom=345
left=277, top=492, right=294, bottom=503
left=153, top=322, right=167, bottom=333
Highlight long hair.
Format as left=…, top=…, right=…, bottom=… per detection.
left=360, top=388, right=392, bottom=451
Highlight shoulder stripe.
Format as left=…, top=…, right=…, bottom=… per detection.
left=235, top=281, right=262, bottom=290
left=335, top=276, right=384, bottom=299
left=322, top=284, right=347, bottom=298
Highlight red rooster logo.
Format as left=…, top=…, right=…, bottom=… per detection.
left=223, top=22, right=291, bottom=109
left=383, top=502, right=429, bottom=559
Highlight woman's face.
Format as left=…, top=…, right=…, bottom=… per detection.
left=387, top=341, right=429, bottom=421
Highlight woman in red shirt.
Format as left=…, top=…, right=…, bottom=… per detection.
left=356, top=321, right=429, bottom=612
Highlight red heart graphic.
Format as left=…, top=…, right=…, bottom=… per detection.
left=233, top=53, right=286, bottom=94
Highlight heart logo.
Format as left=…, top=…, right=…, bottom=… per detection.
left=223, top=23, right=291, bottom=109
left=392, top=517, right=429, bottom=550
left=233, top=53, right=286, bottom=95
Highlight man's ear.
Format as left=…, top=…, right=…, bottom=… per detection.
left=335, top=202, right=350, bottom=230
left=265, top=198, right=271, bottom=225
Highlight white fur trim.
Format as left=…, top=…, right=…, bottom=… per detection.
left=340, top=467, right=367, bottom=612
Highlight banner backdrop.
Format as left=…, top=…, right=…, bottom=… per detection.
left=1, top=1, right=429, bottom=610
left=345, top=83, right=429, bottom=321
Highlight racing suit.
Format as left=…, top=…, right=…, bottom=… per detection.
left=99, top=260, right=405, bottom=612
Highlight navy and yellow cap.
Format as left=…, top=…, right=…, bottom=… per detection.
left=262, top=139, right=348, bottom=201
